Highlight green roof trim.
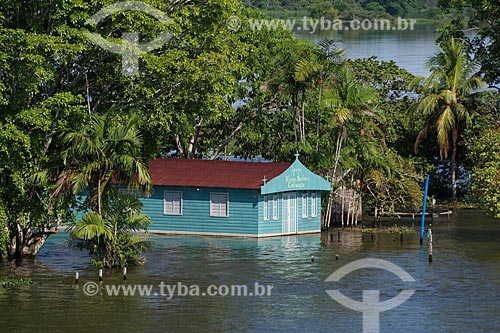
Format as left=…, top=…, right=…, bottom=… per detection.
left=261, top=157, right=331, bottom=194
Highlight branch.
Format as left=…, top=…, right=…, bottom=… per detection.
left=210, top=121, right=246, bottom=160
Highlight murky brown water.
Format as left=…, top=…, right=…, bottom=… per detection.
left=1, top=209, right=499, bottom=332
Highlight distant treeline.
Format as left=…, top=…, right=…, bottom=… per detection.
left=243, top=0, right=441, bottom=19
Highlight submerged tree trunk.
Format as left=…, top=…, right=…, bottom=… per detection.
left=7, top=221, right=52, bottom=260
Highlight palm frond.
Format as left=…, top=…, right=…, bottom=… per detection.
left=72, top=211, right=112, bottom=241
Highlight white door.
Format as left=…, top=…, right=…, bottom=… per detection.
left=282, top=192, right=297, bottom=234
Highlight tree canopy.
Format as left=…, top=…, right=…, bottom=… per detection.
left=244, top=0, right=440, bottom=19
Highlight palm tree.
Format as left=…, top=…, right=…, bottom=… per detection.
left=71, top=192, right=152, bottom=267
left=321, top=65, right=379, bottom=227
left=295, top=39, right=345, bottom=151
left=411, top=37, right=484, bottom=201
left=323, top=65, right=378, bottom=176
left=54, top=114, right=151, bottom=215
left=53, top=115, right=152, bottom=267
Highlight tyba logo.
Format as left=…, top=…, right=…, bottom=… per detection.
left=325, top=258, right=416, bottom=333
left=85, top=1, right=173, bottom=75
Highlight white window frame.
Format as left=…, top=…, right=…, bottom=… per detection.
left=210, top=192, right=229, bottom=218
left=164, top=191, right=182, bottom=216
left=302, top=191, right=308, bottom=218
left=311, top=191, right=318, bottom=218
left=263, top=194, right=269, bottom=220
left=272, top=193, right=279, bottom=220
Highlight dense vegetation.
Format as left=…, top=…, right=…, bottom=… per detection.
left=244, top=0, right=441, bottom=19
left=0, top=0, right=498, bottom=265
left=437, top=0, right=500, bottom=216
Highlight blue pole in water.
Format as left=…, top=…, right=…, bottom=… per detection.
left=420, top=175, right=430, bottom=244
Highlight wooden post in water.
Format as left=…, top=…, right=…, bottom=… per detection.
left=420, top=175, right=430, bottom=245
left=75, top=272, right=79, bottom=285
left=337, top=230, right=341, bottom=242
left=98, top=269, right=103, bottom=282
left=123, top=267, right=127, bottom=281
left=428, top=228, right=433, bottom=263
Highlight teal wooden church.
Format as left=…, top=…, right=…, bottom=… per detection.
left=142, top=155, right=331, bottom=237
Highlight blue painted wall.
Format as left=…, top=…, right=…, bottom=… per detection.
left=78, top=187, right=322, bottom=237
left=142, top=186, right=260, bottom=236
left=298, top=191, right=322, bottom=233
left=257, top=190, right=322, bottom=236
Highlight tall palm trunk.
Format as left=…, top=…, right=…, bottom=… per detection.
left=315, top=83, right=323, bottom=152
left=451, top=126, right=459, bottom=202
left=300, top=89, right=307, bottom=144
left=97, top=178, right=102, bottom=216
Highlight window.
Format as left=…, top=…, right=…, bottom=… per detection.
left=263, top=195, right=269, bottom=220
left=210, top=193, right=229, bottom=217
left=164, top=191, right=182, bottom=215
left=272, top=193, right=279, bottom=220
left=311, top=191, right=318, bottom=217
left=302, top=191, right=308, bottom=218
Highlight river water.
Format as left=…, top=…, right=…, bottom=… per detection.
left=295, top=23, right=440, bottom=76
left=1, top=209, right=499, bottom=332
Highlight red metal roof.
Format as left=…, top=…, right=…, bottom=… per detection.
left=149, top=158, right=292, bottom=189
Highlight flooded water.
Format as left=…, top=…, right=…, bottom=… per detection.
left=1, top=209, right=499, bottom=332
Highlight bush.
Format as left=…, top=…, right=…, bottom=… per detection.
left=469, top=128, right=500, bottom=217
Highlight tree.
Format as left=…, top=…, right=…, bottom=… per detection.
left=0, top=0, right=253, bottom=260
left=410, top=37, right=483, bottom=201
left=322, top=65, right=378, bottom=176
left=0, top=19, right=88, bottom=260
left=295, top=39, right=345, bottom=152
left=56, top=115, right=151, bottom=215
left=70, top=191, right=152, bottom=268
left=468, top=127, right=500, bottom=217
left=53, top=115, right=152, bottom=267
left=319, top=64, right=381, bottom=226
left=438, top=0, right=500, bottom=89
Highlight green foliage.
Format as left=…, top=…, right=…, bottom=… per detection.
left=0, top=277, right=34, bottom=288
left=0, top=204, right=8, bottom=259
left=70, top=192, right=152, bottom=268
left=468, top=128, right=500, bottom=217
left=438, top=0, right=500, bottom=88
left=56, top=114, right=151, bottom=215
left=0, top=0, right=465, bottom=247
left=56, top=115, right=152, bottom=267
left=410, top=38, right=484, bottom=201
left=362, top=225, right=417, bottom=234
left=246, top=0, right=440, bottom=19
left=363, top=150, right=424, bottom=213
